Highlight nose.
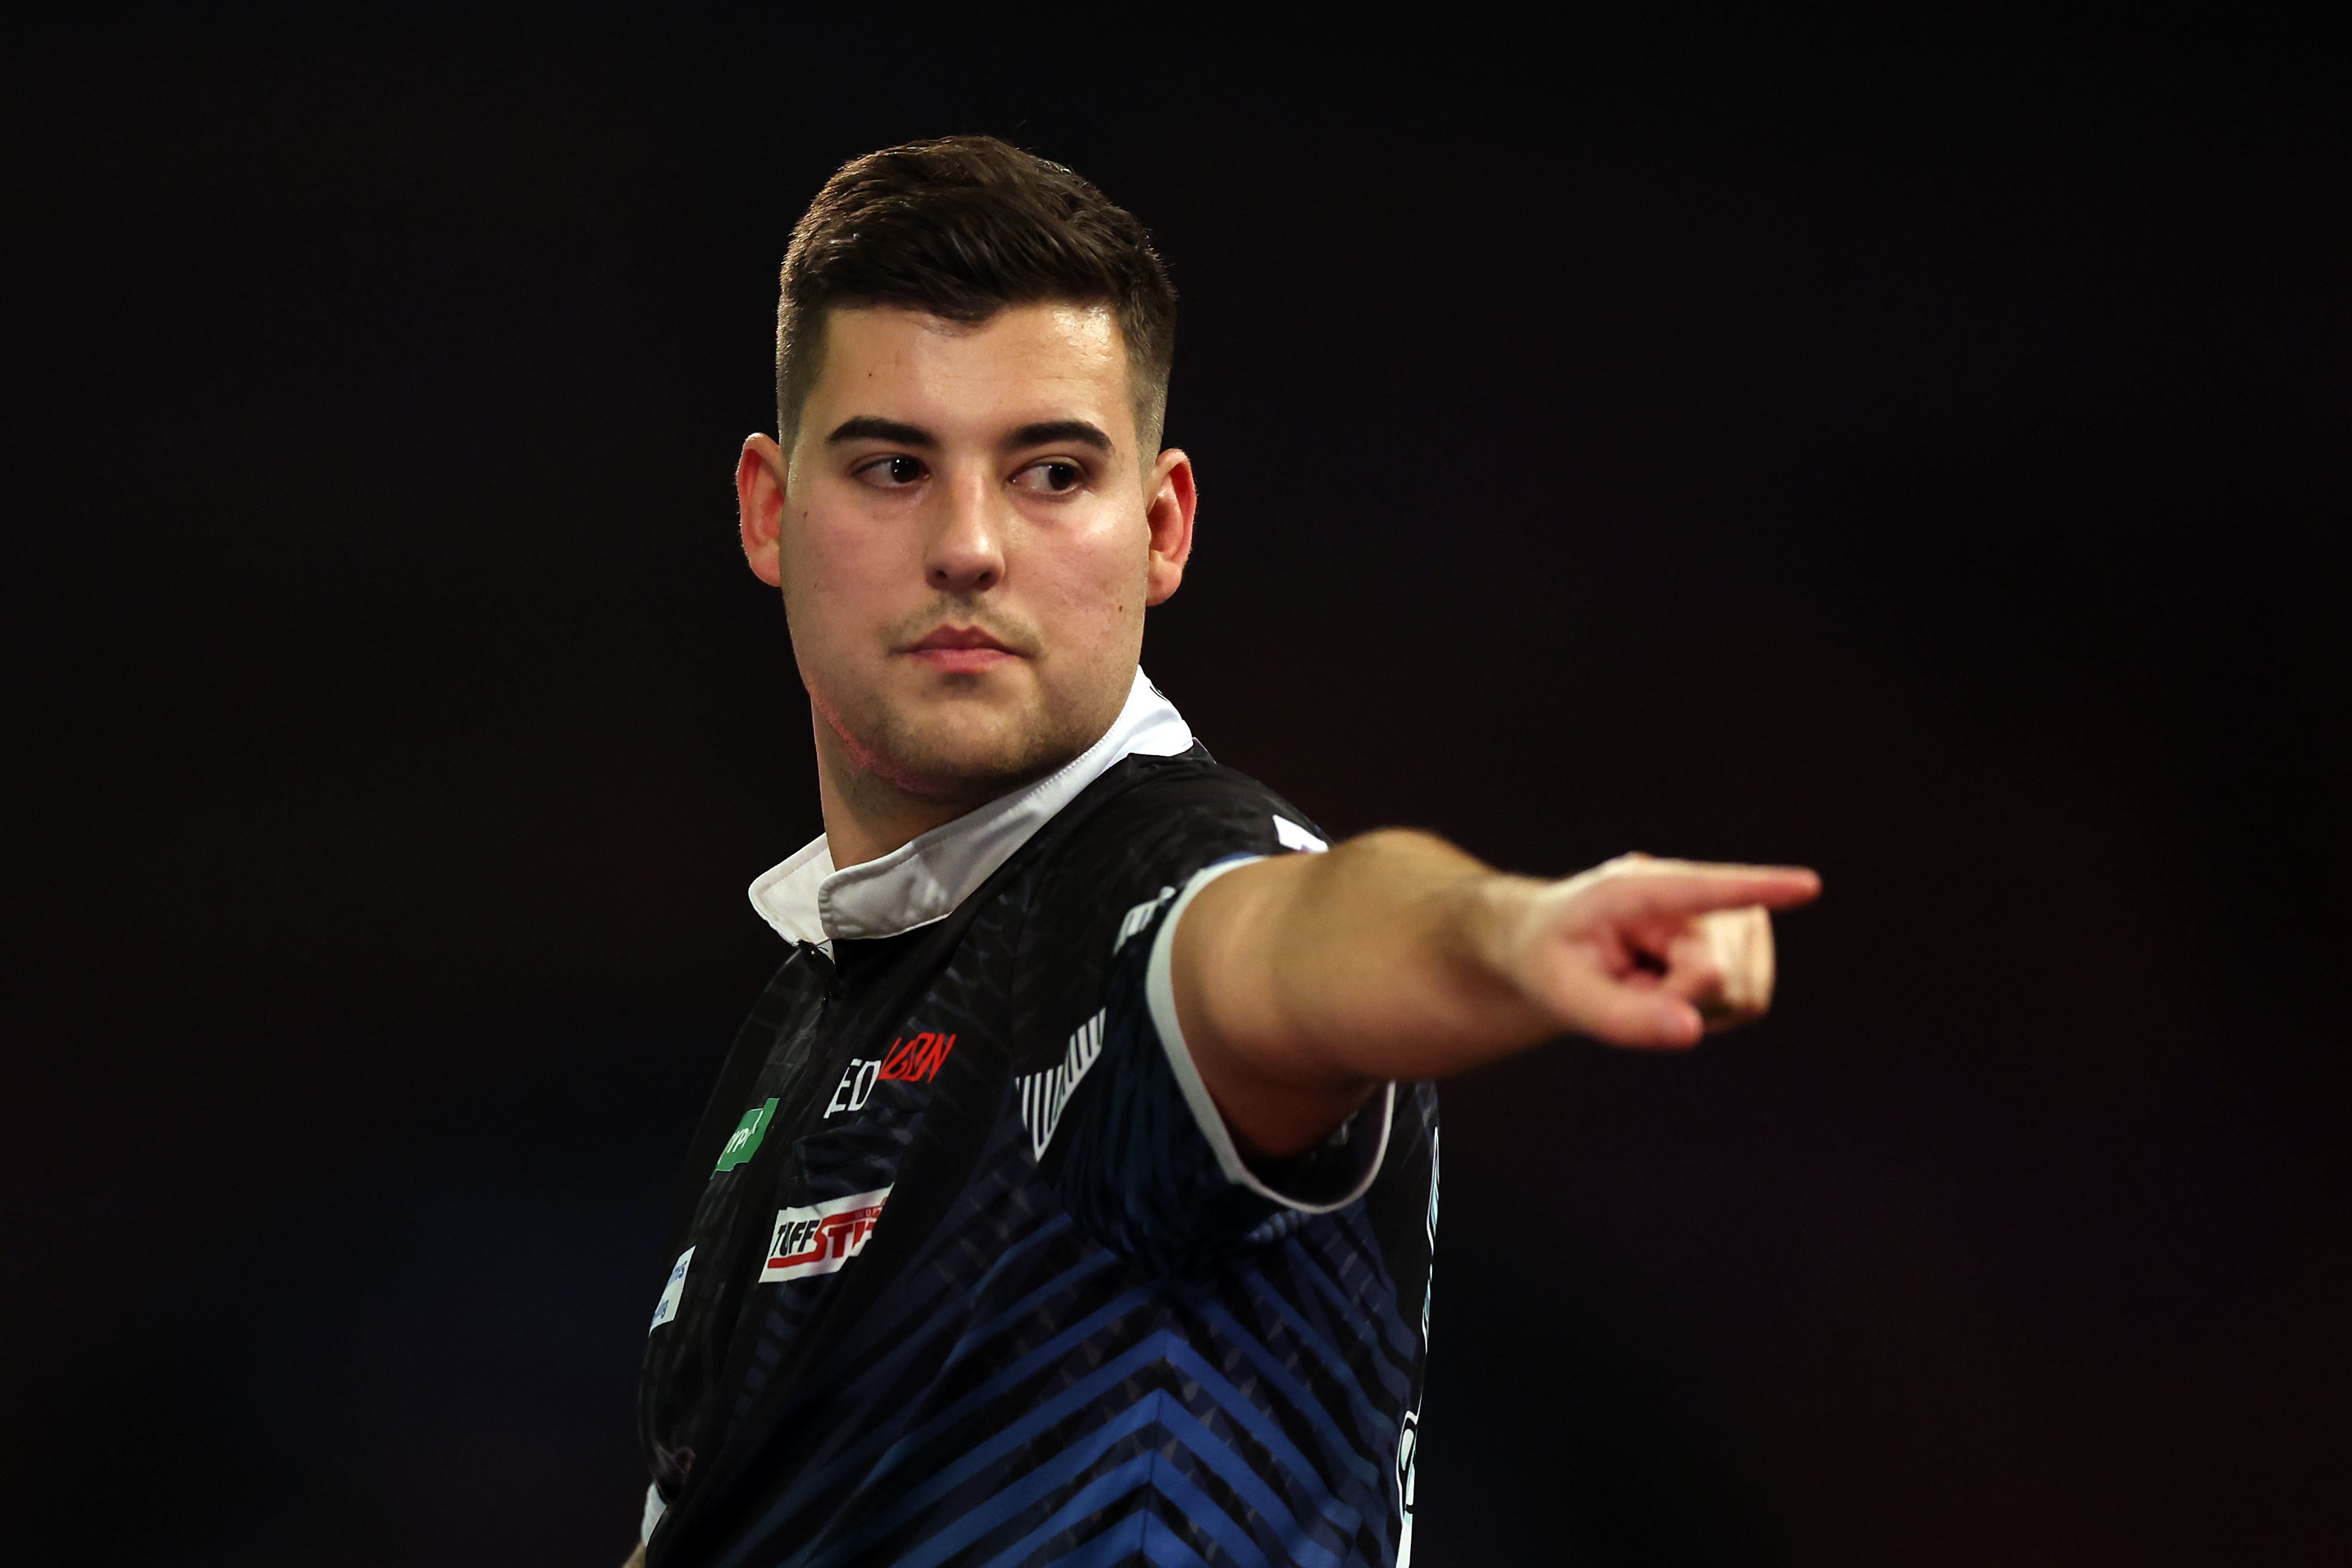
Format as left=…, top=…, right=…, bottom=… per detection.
left=925, top=465, right=1007, bottom=596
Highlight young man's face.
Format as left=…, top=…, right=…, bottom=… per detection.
left=740, top=302, right=1194, bottom=807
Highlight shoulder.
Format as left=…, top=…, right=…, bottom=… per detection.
left=1001, top=755, right=1325, bottom=1033
left=1048, top=753, right=1328, bottom=876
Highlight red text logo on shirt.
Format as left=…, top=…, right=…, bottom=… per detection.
left=880, top=1031, right=955, bottom=1083
left=825, top=1033, right=958, bottom=1118
left=760, top=1186, right=892, bottom=1283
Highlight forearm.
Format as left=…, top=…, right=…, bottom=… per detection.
left=1172, top=829, right=1815, bottom=1159
left=1171, top=829, right=1552, bottom=1152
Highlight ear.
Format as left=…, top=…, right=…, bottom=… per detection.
left=1142, top=447, right=1196, bottom=606
left=737, top=433, right=789, bottom=588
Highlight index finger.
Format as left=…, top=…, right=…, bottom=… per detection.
left=1572, top=861, right=1822, bottom=920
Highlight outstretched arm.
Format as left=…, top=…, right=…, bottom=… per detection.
left=1170, top=831, right=1821, bottom=1158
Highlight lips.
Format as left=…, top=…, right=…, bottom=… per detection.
left=905, top=625, right=1014, bottom=653
left=901, top=623, right=1021, bottom=674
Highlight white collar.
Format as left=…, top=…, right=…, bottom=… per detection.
left=747, top=668, right=1194, bottom=947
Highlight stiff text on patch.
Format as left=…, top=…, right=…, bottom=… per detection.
left=759, top=1187, right=893, bottom=1284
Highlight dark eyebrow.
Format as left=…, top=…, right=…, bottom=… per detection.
left=826, top=416, right=935, bottom=447
left=1009, top=420, right=1113, bottom=455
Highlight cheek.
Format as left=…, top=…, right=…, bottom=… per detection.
left=1038, top=524, right=1148, bottom=639
left=785, top=503, right=896, bottom=624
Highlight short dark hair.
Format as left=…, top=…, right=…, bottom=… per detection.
left=775, top=136, right=1177, bottom=453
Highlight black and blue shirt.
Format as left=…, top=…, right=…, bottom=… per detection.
left=638, top=673, right=1439, bottom=1568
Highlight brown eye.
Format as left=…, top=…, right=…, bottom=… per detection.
left=1017, top=460, right=1083, bottom=494
left=857, top=455, right=925, bottom=489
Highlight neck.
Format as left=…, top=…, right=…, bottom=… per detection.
left=811, top=708, right=988, bottom=870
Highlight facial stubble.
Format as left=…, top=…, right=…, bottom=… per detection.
left=802, top=601, right=1121, bottom=813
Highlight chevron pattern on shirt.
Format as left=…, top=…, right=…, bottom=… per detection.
left=698, top=1106, right=1423, bottom=1568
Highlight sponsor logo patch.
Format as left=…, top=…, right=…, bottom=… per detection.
left=648, top=1246, right=693, bottom=1333
left=714, top=1097, right=778, bottom=1174
left=759, top=1187, right=891, bottom=1283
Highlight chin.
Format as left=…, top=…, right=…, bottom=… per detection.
left=867, top=700, right=1080, bottom=802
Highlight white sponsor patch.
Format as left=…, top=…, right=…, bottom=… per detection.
left=759, top=1187, right=892, bottom=1283
left=1274, top=817, right=1328, bottom=853
left=648, top=1246, right=693, bottom=1333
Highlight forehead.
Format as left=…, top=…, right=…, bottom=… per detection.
left=807, top=302, right=1133, bottom=437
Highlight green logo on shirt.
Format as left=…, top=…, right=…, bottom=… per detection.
left=714, top=1097, right=779, bottom=1174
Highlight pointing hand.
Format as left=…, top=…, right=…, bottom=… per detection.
left=1490, top=853, right=1822, bottom=1050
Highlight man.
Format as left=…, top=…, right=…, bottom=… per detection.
left=629, top=136, right=1818, bottom=1568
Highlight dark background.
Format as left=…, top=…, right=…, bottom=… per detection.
left=5, top=9, right=2347, bottom=1565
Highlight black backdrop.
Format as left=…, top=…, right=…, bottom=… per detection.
left=5, top=11, right=2347, bottom=1566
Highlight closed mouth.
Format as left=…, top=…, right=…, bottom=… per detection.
left=901, top=625, right=1019, bottom=655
